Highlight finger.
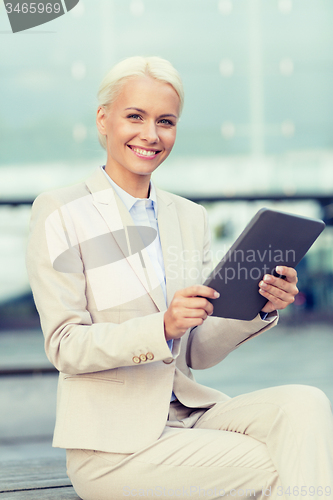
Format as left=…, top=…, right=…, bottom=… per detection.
left=259, top=287, right=295, bottom=310
left=275, top=266, right=298, bottom=284
left=182, top=297, right=214, bottom=315
left=171, top=302, right=213, bottom=319
left=260, top=276, right=299, bottom=295
left=259, top=280, right=297, bottom=302
left=172, top=295, right=214, bottom=313
left=179, top=285, right=220, bottom=300
left=170, top=301, right=210, bottom=317
left=182, top=308, right=209, bottom=320
left=168, top=301, right=212, bottom=321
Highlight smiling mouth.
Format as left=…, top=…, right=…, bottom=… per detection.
left=128, top=145, right=161, bottom=157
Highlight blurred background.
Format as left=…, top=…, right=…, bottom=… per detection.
left=0, top=0, right=332, bottom=464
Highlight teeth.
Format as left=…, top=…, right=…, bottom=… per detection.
left=131, top=147, right=157, bottom=157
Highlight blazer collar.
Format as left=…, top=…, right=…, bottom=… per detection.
left=85, top=166, right=115, bottom=204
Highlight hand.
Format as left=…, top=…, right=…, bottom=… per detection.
left=259, top=266, right=299, bottom=314
left=164, top=285, right=219, bottom=341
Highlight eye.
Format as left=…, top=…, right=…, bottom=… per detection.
left=127, top=114, right=142, bottom=120
left=159, top=118, right=175, bottom=126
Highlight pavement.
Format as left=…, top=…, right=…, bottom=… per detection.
left=0, top=322, right=332, bottom=461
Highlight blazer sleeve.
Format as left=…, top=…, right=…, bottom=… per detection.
left=185, top=205, right=278, bottom=370
left=26, top=192, right=177, bottom=375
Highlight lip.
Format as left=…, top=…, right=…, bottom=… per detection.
left=127, top=145, right=162, bottom=160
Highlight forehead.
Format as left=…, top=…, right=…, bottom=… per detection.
left=112, top=75, right=180, bottom=116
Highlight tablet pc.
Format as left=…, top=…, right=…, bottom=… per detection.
left=204, top=208, right=325, bottom=321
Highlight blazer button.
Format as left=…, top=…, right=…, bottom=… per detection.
left=146, top=352, right=154, bottom=361
left=163, top=357, right=173, bottom=364
left=132, top=356, right=141, bottom=364
left=139, top=354, right=147, bottom=362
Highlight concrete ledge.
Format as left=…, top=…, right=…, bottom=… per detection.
left=0, top=457, right=80, bottom=499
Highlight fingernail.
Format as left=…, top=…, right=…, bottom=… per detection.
left=214, top=291, right=220, bottom=298
left=276, top=266, right=283, bottom=274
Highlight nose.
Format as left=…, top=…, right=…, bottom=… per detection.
left=140, top=120, right=159, bottom=144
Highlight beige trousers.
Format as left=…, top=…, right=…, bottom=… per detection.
left=66, top=385, right=333, bottom=500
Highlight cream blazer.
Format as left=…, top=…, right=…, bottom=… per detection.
left=26, top=167, right=277, bottom=454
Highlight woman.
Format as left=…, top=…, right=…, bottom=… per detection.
left=26, top=57, right=333, bottom=499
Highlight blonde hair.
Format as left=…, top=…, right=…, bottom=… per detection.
left=97, top=56, right=184, bottom=150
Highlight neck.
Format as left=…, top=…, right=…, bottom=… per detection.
left=104, top=164, right=151, bottom=199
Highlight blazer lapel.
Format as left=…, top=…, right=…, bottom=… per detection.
left=156, top=188, right=184, bottom=307
left=85, top=168, right=166, bottom=312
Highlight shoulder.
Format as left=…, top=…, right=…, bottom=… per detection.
left=32, top=180, right=89, bottom=211
left=30, top=166, right=107, bottom=217
left=28, top=176, right=98, bottom=238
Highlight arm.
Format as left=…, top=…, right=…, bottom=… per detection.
left=186, top=311, right=278, bottom=370
left=26, top=192, right=175, bottom=375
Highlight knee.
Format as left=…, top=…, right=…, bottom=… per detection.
left=295, top=384, right=330, bottom=405
left=283, top=384, right=332, bottom=415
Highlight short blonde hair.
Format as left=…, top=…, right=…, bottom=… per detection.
left=97, top=56, right=184, bottom=150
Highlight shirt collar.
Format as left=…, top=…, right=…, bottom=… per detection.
left=100, top=165, right=158, bottom=217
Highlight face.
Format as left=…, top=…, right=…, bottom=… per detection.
left=96, top=75, right=180, bottom=191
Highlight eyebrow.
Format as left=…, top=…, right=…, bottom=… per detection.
left=125, top=107, right=178, bottom=119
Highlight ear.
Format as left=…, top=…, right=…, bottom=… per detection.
left=96, top=106, right=107, bottom=136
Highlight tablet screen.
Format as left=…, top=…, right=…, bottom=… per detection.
left=204, top=208, right=325, bottom=320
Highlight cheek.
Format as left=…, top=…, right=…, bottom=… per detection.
left=161, top=129, right=177, bottom=150
left=117, top=123, right=138, bottom=143
left=107, top=124, right=133, bottom=153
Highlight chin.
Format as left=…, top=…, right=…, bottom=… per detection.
left=130, top=164, right=160, bottom=176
